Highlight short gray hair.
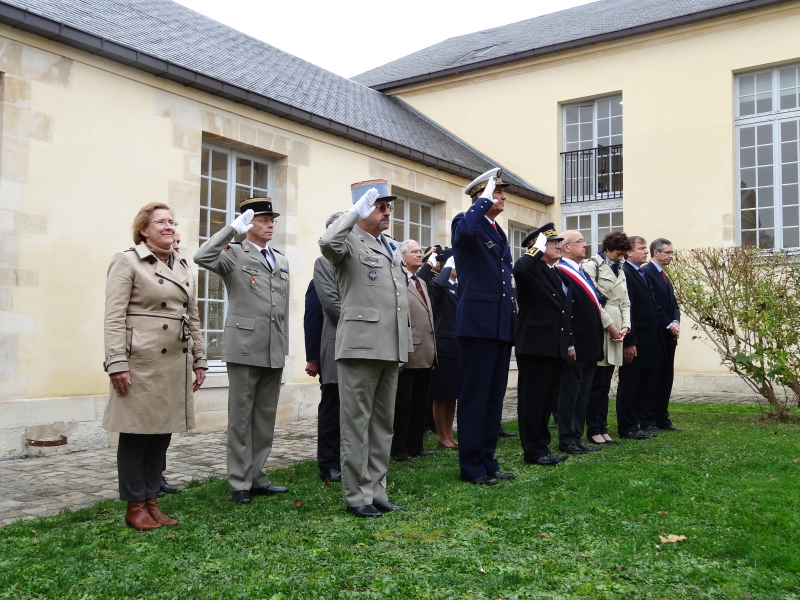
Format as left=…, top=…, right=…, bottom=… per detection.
left=399, top=239, right=420, bottom=256
left=650, top=237, right=673, bottom=256
left=325, top=212, right=344, bottom=229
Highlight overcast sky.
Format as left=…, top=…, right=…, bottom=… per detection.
left=173, top=0, right=595, bottom=78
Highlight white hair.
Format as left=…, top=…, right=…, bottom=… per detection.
left=399, top=239, right=419, bottom=256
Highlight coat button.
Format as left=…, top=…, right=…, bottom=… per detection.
left=396, top=292, right=399, bottom=296
left=358, top=315, right=362, bottom=319
left=161, top=348, right=167, bottom=354
left=502, top=293, right=506, bottom=297
left=183, top=302, right=188, bottom=308
left=185, top=282, right=189, bottom=286
left=236, top=323, right=239, bottom=327
left=161, top=302, right=167, bottom=307
left=272, top=302, right=276, bottom=306
left=397, top=308, right=400, bottom=312
left=183, top=348, right=188, bottom=353
left=561, top=328, right=564, bottom=331
left=158, top=279, right=164, bottom=284
left=271, top=274, right=275, bottom=278
left=271, top=288, right=275, bottom=292
left=501, top=269, right=504, bottom=273
left=162, top=324, right=168, bottom=330
left=562, top=311, right=564, bottom=314
left=271, top=317, right=275, bottom=321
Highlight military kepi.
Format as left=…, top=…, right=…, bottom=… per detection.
left=240, top=195, right=279, bottom=217
left=522, top=222, right=563, bottom=248
left=463, top=167, right=510, bottom=198
left=351, top=178, right=396, bottom=203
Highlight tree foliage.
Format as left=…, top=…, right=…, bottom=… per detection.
left=670, top=247, right=800, bottom=414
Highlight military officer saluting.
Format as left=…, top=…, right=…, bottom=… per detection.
left=452, top=168, right=516, bottom=486
left=194, top=197, right=290, bottom=504
left=319, top=179, right=412, bottom=518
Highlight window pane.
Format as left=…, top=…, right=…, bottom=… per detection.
left=420, top=226, right=432, bottom=247
left=566, top=106, right=579, bottom=125
left=783, top=184, right=799, bottom=206
left=598, top=212, right=610, bottom=227
left=757, top=125, right=772, bottom=145
left=783, top=163, right=798, bottom=184
left=740, top=98, right=755, bottom=117
left=741, top=229, right=757, bottom=247
left=236, top=157, right=251, bottom=186
left=200, top=178, right=209, bottom=207
left=740, top=127, right=755, bottom=147
left=758, top=187, right=774, bottom=207
left=197, top=300, right=206, bottom=329
left=756, top=72, right=772, bottom=93
left=740, top=147, right=755, bottom=168
left=597, top=119, right=609, bottom=138
left=253, top=161, right=269, bottom=189
left=739, top=74, right=755, bottom=97
left=757, top=167, right=773, bottom=187
left=409, top=201, right=420, bottom=224
left=208, top=302, right=223, bottom=330
left=596, top=100, right=609, bottom=118
left=211, top=150, right=227, bottom=180
left=741, top=189, right=756, bottom=209
left=208, top=271, right=225, bottom=300
left=611, top=211, right=623, bottom=227
left=199, top=208, right=208, bottom=238
left=210, top=180, right=227, bottom=210
left=610, top=98, right=622, bottom=117
left=758, top=208, right=774, bottom=228
left=236, top=186, right=251, bottom=208
left=741, top=209, right=757, bottom=229
left=783, top=205, right=799, bottom=227
left=760, top=229, right=775, bottom=249
left=409, top=223, right=420, bottom=243
left=392, top=218, right=405, bottom=242
left=579, top=105, right=592, bottom=123
left=783, top=227, right=799, bottom=248
left=420, top=205, right=432, bottom=227
left=756, top=145, right=773, bottom=166
left=566, top=215, right=578, bottom=230
left=209, top=210, right=226, bottom=236
left=580, top=123, right=592, bottom=143
left=394, top=199, right=405, bottom=221
left=201, top=147, right=209, bottom=175
left=740, top=168, right=756, bottom=188
left=782, top=120, right=798, bottom=141
left=781, top=89, right=798, bottom=110
left=756, top=94, right=772, bottom=114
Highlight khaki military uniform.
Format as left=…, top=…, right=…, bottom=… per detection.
left=194, top=224, right=289, bottom=492
left=319, top=209, right=412, bottom=507
left=103, top=243, right=207, bottom=433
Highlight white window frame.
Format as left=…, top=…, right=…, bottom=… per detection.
left=390, top=194, right=435, bottom=247
left=562, top=202, right=624, bottom=258
left=562, top=95, right=623, bottom=152
left=199, top=142, right=275, bottom=370
left=735, top=63, right=800, bottom=250
left=509, top=224, right=534, bottom=263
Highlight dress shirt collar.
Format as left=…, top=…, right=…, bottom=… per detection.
left=560, top=257, right=581, bottom=271
left=652, top=261, right=664, bottom=273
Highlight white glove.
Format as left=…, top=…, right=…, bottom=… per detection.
left=351, top=188, right=379, bottom=219
left=231, top=209, right=254, bottom=235
left=532, top=233, right=548, bottom=252
left=429, top=252, right=438, bottom=266
left=444, top=256, right=455, bottom=270
left=481, top=176, right=497, bottom=204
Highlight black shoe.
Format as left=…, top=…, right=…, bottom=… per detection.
left=462, top=475, right=498, bottom=485
left=528, top=453, right=568, bottom=466
left=319, top=468, right=342, bottom=483
left=490, top=471, right=516, bottom=480
left=231, top=490, right=252, bottom=504
left=347, top=504, right=381, bottom=518
left=599, top=439, right=620, bottom=445
left=578, top=442, right=602, bottom=452
left=660, top=424, right=683, bottom=432
left=160, top=476, right=182, bottom=495
left=251, top=485, right=289, bottom=496
left=373, top=500, right=404, bottom=512
left=643, top=425, right=662, bottom=432
left=416, top=450, right=437, bottom=457
left=558, top=444, right=588, bottom=455
left=391, top=454, right=413, bottom=463
left=438, top=441, right=459, bottom=450
left=498, top=429, right=518, bottom=438
left=620, top=430, right=654, bottom=440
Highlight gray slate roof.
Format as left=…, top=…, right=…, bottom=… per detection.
left=354, top=0, right=788, bottom=90
left=0, top=0, right=551, bottom=202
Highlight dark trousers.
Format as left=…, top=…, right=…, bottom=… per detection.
left=517, top=355, right=562, bottom=462
left=317, top=383, right=341, bottom=473
left=391, top=367, right=432, bottom=457
left=161, top=433, right=172, bottom=473
left=616, top=364, right=653, bottom=436
left=586, top=365, right=615, bottom=437
left=642, top=341, right=676, bottom=428
left=456, top=338, right=512, bottom=481
left=557, top=360, right=597, bottom=447
left=117, top=433, right=171, bottom=502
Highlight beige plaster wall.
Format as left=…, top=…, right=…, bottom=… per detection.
left=391, top=2, right=800, bottom=376
left=0, top=26, right=545, bottom=458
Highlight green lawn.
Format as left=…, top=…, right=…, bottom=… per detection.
left=1, top=403, right=798, bottom=599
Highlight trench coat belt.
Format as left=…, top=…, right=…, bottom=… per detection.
left=126, top=312, right=191, bottom=341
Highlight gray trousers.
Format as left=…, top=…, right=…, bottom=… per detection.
left=226, top=362, right=283, bottom=492
left=337, top=359, right=398, bottom=507
left=117, top=433, right=171, bottom=502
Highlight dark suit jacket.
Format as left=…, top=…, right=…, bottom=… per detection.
left=556, top=262, right=604, bottom=363
left=512, top=249, right=573, bottom=359
left=622, top=262, right=666, bottom=367
left=644, top=262, right=680, bottom=348
left=429, top=266, right=459, bottom=359
left=303, top=279, right=323, bottom=363
left=451, top=198, right=515, bottom=342
left=416, top=262, right=435, bottom=286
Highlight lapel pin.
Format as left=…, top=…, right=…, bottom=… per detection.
left=250, top=276, right=256, bottom=288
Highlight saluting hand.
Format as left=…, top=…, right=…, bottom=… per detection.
left=444, top=256, right=455, bottom=270
left=231, top=209, right=255, bottom=234
left=532, top=233, right=548, bottom=252
left=482, top=176, right=497, bottom=204
left=352, top=188, right=379, bottom=219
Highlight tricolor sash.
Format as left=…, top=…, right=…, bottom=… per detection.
left=556, top=262, right=602, bottom=313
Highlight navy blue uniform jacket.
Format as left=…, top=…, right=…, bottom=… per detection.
left=644, top=262, right=680, bottom=348
left=451, top=198, right=515, bottom=342
left=512, top=250, right=573, bottom=358
left=622, top=262, right=667, bottom=367
left=556, top=262, right=604, bottom=363
left=303, top=279, right=323, bottom=363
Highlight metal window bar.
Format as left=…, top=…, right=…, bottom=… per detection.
left=561, top=145, right=623, bottom=203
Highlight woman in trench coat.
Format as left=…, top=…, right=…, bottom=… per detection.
left=103, top=202, right=207, bottom=530
left=581, top=231, right=632, bottom=445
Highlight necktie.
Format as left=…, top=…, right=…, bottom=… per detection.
left=490, top=221, right=497, bottom=230
left=411, top=275, right=427, bottom=306
left=261, top=248, right=274, bottom=271
left=639, top=268, right=646, bottom=281
left=661, top=270, right=668, bottom=284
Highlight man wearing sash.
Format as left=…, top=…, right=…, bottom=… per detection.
left=555, top=230, right=622, bottom=455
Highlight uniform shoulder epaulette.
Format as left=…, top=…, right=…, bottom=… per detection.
left=524, top=247, right=541, bottom=258
left=124, top=247, right=135, bottom=252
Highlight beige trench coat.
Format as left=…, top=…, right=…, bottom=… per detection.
left=581, top=254, right=631, bottom=367
left=103, top=243, right=207, bottom=434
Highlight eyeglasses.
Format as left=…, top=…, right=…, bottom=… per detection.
left=407, top=249, right=423, bottom=255
left=374, top=204, right=393, bottom=213
left=150, top=219, right=178, bottom=227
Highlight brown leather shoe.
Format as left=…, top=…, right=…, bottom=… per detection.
left=125, top=501, right=162, bottom=531
left=145, top=498, right=178, bottom=526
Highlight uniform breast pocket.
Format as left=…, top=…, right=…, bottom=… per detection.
left=339, top=305, right=379, bottom=350
left=359, top=254, right=384, bottom=286
left=241, top=265, right=262, bottom=291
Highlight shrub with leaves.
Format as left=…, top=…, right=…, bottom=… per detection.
left=669, top=247, right=800, bottom=414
